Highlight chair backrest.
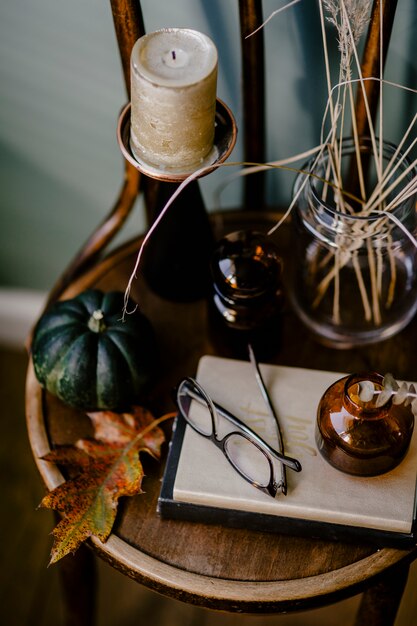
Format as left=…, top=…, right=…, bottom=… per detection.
left=44, top=0, right=397, bottom=308
left=109, top=0, right=398, bottom=208
left=110, top=0, right=267, bottom=208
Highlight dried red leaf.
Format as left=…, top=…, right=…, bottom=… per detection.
left=40, top=406, right=173, bottom=564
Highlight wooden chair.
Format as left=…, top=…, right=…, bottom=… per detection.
left=26, top=2, right=417, bottom=625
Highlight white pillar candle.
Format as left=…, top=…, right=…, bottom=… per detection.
left=130, top=28, right=218, bottom=171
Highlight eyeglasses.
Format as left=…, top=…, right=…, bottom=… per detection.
left=175, top=377, right=302, bottom=498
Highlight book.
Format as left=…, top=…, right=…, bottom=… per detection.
left=158, top=355, right=417, bottom=547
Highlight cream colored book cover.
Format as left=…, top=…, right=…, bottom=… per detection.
left=172, top=356, right=417, bottom=534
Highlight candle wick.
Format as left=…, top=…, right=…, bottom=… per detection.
left=172, top=50, right=176, bottom=61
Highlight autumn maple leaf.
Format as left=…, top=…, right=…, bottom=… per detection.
left=40, top=406, right=171, bottom=564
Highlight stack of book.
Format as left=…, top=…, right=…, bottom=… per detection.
left=158, top=355, right=417, bottom=547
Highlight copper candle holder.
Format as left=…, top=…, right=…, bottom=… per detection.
left=117, top=98, right=237, bottom=183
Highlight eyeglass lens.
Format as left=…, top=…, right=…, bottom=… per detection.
left=225, top=434, right=272, bottom=488
left=177, top=381, right=213, bottom=436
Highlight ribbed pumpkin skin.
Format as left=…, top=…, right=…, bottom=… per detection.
left=31, top=289, right=157, bottom=410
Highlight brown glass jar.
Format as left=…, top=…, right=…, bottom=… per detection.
left=316, top=372, right=414, bottom=476
left=209, top=230, right=283, bottom=359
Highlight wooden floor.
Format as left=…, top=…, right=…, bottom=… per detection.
left=1, top=346, right=416, bottom=626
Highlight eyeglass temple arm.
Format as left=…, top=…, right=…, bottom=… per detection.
left=184, top=386, right=302, bottom=473
left=248, top=343, right=287, bottom=493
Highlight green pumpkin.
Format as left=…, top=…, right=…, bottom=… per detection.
left=31, top=289, right=157, bottom=410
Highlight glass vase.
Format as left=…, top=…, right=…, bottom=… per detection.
left=316, top=372, right=414, bottom=476
left=289, top=138, right=417, bottom=348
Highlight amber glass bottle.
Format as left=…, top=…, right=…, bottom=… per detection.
left=316, top=372, right=414, bottom=476
left=209, top=230, right=283, bottom=359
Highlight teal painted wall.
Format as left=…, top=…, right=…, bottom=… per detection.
left=1, top=0, right=415, bottom=290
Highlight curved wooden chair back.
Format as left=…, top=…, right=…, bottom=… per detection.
left=44, top=0, right=396, bottom=309
left=44, top=0, right=266, bottom=307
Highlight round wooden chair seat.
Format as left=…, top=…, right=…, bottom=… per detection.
left=26, top=211, right=417, bottom=619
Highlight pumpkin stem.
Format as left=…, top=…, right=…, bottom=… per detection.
left=88, top=310, right=106, bottom=333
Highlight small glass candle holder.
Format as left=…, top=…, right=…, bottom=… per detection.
left=209, top=230, right=283, bottom=358
left=316, top=372, right=415, bottom=476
